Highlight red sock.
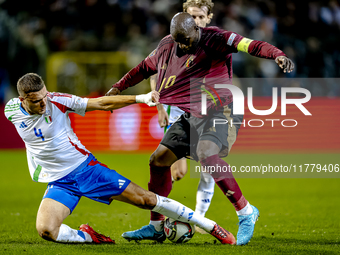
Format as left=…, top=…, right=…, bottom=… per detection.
left=148, top=165, right=172, bottom=221
left=200, top=154, right=248, bottom=211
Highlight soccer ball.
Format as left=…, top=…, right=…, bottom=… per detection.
left=164, top=218, right=195, bottom=243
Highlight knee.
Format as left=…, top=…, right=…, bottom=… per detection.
left=197, top=146, right=222, bottom=162
left=171, top=168, right=186, bottom=181
left=171, top=160, right=188, bottom=181
left=36, top=223, right=57, bottom=241
left=149, top=151, right=169, bottom=168
left=172, top=171, right=184, bottom=181
left=149, top=152, right=158, bottom=166
left=197, top=148, right=212, bottom=162
left=197, top=140, right=222, bottom=161
left=149, top=145, right=178, bottom=168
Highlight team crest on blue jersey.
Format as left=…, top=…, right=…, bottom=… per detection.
left=45, top=115, right=52, bottom=124
left=44, top=110, right=52, bottom=124
left=44, top=114, right=52, bottom=124
left=186, top=56, right=195, bottom=68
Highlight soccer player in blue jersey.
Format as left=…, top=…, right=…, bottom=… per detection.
left=4, top=73, right=236, bottom=244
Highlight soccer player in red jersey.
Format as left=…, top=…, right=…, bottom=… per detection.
left=106, top=12, right=294, bottom=245
left=150, top=0, right=216, bottom=227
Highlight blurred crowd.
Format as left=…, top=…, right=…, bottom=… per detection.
left=0, top=0, right=340, bottom=102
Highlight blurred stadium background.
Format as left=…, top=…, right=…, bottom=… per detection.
left=0, top=0, right=339, bottom=152
left=0, top=1, right=339, bottom=253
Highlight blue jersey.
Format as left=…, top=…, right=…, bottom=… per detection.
left=4, top=92, right=89, bottom=182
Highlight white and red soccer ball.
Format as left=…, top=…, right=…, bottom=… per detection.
left=164, top=218, right=195, bottom=243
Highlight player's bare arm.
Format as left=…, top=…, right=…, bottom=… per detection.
left=86, top=95, right=136, bottom=112
left=157, top=104, right=169, bottom=128
left=150, top=73, right=169, bottom=127
left=150, top=74, right=157, bottom=91
left=86, top=91, right=159, bottom=112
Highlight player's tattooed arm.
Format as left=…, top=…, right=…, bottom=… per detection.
left=275, top=56, right=294, bottom=73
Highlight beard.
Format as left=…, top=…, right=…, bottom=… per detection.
left=177, top=37, right=200, bottom=56
left=185, top=37, right=199, bottom=54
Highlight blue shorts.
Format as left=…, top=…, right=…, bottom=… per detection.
left=43, top=154, right=131, bottom=213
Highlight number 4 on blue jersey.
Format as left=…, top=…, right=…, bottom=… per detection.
left=34, top=128, right=45, bottom=141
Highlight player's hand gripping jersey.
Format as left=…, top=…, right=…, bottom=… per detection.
left=113, top=27, right=286, bottom=118
left=4, top=93, right=89, bottom=182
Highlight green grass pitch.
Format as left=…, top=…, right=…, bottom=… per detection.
left=0, top=150, right=339, bottom=254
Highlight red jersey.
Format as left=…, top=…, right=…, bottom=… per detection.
left=113, top=26, right=286, bottom=118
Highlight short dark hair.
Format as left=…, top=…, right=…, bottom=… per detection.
left=17, top=73, right=45, bottom=96
left=183, top=0, right=214, bottom=15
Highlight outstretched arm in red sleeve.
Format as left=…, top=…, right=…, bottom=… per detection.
left=236, top=37, right=294, bottom=73
left=106, top=58, right=158, bottom=96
